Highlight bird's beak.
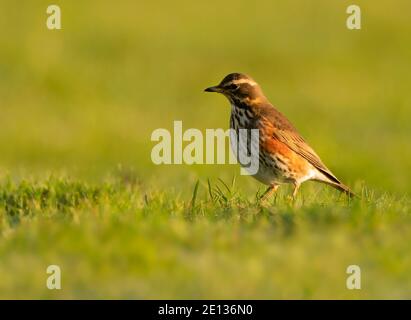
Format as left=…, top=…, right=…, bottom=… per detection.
left=204, top=85, right=223, bottom=93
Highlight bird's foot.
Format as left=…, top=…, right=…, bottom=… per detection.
left=258, top=185, right=279, bottom=205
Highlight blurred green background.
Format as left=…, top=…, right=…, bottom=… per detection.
left=1, top=0, right=410, bottom=193
left=0, top=0, right=410, bottom=299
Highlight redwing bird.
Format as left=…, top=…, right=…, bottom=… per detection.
left=205, top=73, right=354, bottom=200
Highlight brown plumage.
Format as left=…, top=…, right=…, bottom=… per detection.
left=205, top=72, right=355, bottom=199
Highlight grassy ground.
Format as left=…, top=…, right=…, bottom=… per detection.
left=0, top=0, right=410, bottom=298
left=0, top=176, right=410, bottom=299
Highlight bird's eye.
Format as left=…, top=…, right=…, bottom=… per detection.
left=227, top=84, right=239, bottom=91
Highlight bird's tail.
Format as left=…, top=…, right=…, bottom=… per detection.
left=323, top=181, right=357, bottom=198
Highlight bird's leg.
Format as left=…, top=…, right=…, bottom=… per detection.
left=292, top=182, right=301, bottom=199
left=260, top=184, right=279, bottom=202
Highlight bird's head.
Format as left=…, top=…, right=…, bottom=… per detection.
left=204, top=73, right=266, bottom=105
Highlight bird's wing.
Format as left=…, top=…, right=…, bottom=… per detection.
left=262, top=106, right=341, bottom=184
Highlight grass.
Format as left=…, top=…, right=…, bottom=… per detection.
left=0, top=0, right=410, bottom=299
left=0, top=176, right=410, bottom=299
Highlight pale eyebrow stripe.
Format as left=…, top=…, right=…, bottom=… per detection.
left=232, top=79, right=257, bottom=86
